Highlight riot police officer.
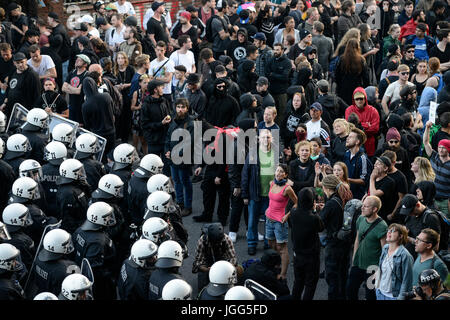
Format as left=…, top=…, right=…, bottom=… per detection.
left=41, top=141, right=67, bottom=218
left=198, top=260, right=237, bottom=300
left=8, top=177, right=55, bottom=245
left=51, top=123, right=76, bottom=158
left=144, top=191, right=188, bottom=257
left=3, top=134, right=31, bottom=174
left=0, top=243, right=26, bottom=300
left=20, top=108, right=50, bottom=163
left=0, top=138, right=16, bottom=209
left=110, top=143, right=140, bottom=224
left=74, top=133, right=107, bottom=192
left=56, top=159, right=91, bottom=233
left=58, top=273, right=93, bottom=300
left=30, top=228, right=79, bottom=296
left=18, top=159, right=48, bottom=214
left=147, top=174, right=183, bottom=224
left=128, top=154, right=164, bottom=225
left=72, top=201, right=117, bottom=300
left=33, top=292, right=59, bottom=300
left=224, top=286, right=255, bottom=300
left=117, top=238, right=158, bottom=300
left=162, top=279, right=193, bottom=300
left=1, top=203, right=35, bottom=270
left=148, top=240, right=185, bottom=300
left=0, top=110, right=8, bottom=142
left=91, top=173, right=128, bottom=270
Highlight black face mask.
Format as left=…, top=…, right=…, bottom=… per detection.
left=215, top=87, right=227, bottom=97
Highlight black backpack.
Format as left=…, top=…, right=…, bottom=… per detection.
left=337, top=199, right=363, bottom=243
left=135, top=30, right=156, bottom=61
left=205, top=15, right=226, bottom=43
left=422, top=208, right=450, bottom=252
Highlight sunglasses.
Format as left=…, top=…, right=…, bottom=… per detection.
left=407, top=50, right=415, bottom=53
left=354, top=97, right=365, bottom=101
left=400, top=72, right=410, bottom=75
left=216, top=85, right=225, bottom=89
left=388, top=140, right=400, bottom=144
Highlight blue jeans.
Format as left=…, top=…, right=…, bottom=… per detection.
left=62, top=60, right=69, bottom=84
left=247, top=197, right=269, bottom=248
left=376, top=289, right=397, bottom=300
left=170, top=166, right=193, bottom=209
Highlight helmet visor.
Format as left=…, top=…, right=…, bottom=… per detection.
left=19, top=211, right=34, bottom=227
left=102, top=211, right=116, bottom=227
left=21, top=167, right=43, bottom=182
left=74, top=288, right=94, bottom=300
left=0, top=223, right=11, bottom=241
left=29, top=185, right=41, bottom=200
left=74, top=166, right=87, bottom=182
left=62, top=237, right=75, bottom=254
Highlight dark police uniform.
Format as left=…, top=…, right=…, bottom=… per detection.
left=148, top=268, right=182, bottom=300
left=110, top=166, right=132, bottom=224
left=4, top=228, right=35, bottom=270
left=127, top=168, right=153, bottom=225
left=0, top=159, right=16, bottom=209
left=41, top=162, right=60, bottom=218
left=0, top=277, right=25, bottom=300
left=77, top=157, right=106, bottom=194
left=117, top=258, right=153, bottom=300
left=21, top=125, right=48, bottom=164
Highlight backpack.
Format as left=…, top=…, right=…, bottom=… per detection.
left=103, top=78, right=123, bottom=118
left=135, top=30, right=156, bottom=61
left=422, top=208, right=450, bottom=252
left=328, top=55, right=340, bottom=81
left=337, top=199, right=363, bottom=243
left=205, top=15, right=226, bottom=43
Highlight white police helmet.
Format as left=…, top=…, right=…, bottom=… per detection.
left=206, top=260, right=237, bottom=296
left=5, top=134, right=31, bottom=160
left=25, top=108, right=49, bottom=129
left=11, top=177, right=41, bottom=201
left=2, top=203, right=33, bottom=232
left=82, top=201, right=116, bottom=231
left=224, top=286, right=255, bottom=300
left=143, top=191, right=172, bottom=220
left=112, top=143, right=139, bottom=170
left=19, top=159, right=43, bottom=181
left=155, top=240, right=183, bottom=269
left=130, top=239, right=158, bottom=269
left=0, top=110, right=7, bottom=133
left=52, top=123, right=76, bottom=145
left=147, top=174, right=174, bottom=194
left=44, top=141, right=67, bottom=165
left=142, top=217, right=170, bottom=244
left=75, top=133, right=99, bottom=158
left=59, top=159, right=86, bottom=183
left=92, top=173, right=123, bottom=200
left=60, top=273, right=93, bottom=300
left=0, top=243, right=23, bottom=272
left=162, top=279, right=192, bottom=300
left=39, top=229, right=74, bottom=262
left=0, top=222, right=11, bottom=241
left=34, top=292, right=59, bottom=300
left=134, top=154, right=163, bottom=178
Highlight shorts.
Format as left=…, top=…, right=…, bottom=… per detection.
left=265, top=217, right=288, bottom=243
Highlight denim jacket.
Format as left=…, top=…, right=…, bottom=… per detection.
left=377, top=244, right=413, bottom=300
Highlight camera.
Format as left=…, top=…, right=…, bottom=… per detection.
left=404, top=286, right=426, bottom=300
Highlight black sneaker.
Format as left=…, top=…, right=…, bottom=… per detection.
left=192, top=214, right=212, bottom=223
left=248, top=247, right=256, bottom=255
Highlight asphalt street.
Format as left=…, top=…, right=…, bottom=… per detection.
left=177, top=181, right=365, bottom=300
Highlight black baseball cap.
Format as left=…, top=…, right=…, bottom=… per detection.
left=152, top=2, right=164, bottom=11
left=147, top=79, right=165, bottom=93
left=186, top=73, right=200, bottom=84
left=375, top=156, right=392, bottom=168
left=186, top=5, right=197, bottom=12
left=256, top=76, right=269, bottom=86
left=48, top=12, right=59, bottom=20
left=399, top=194, right=419, bottom=215
left=74, top=23, right=88, bottom=32
left=13, top=52, right=26, bottom=61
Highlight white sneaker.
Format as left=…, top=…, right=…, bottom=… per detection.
left=229, top=232, right=237, bottom=243
left=258, top=233, right=264, bottom=241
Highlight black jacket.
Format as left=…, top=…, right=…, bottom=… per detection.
left=319, top=193, right=344, bottom=243
left=204, top=80, right=240, bottom=128
left=164, top=115, right=196, bottom=169
left=49, top=23, right=71, bottom=62
left=288, top=158, right=316, bottom=194
left=0, top=160, right=15, bottom=210
left=317, top=93, right=348, bottom=129
left=330, top=135, right=348, bottom=165
left=240, top=261, right=291, bottom=297
left=148, top=268, right=182, bottom=300
left=237, top=59, right=258, bottom=94
left=291, top=206, right=324, bottom=256
left=141, top=95, right=172, bottom=145
left=21, top=127, right=48, bottom=164
left=82, top=77, right=115, bottom=137
left=266, top=53, right=292, bottom=95
left=117, top=259, right=153, bottom=300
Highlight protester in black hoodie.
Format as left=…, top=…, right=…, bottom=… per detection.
left=415, top=181, right=437, bottom=210
left=292, top=67, right=316, bottom=107
left=202, top=64, right=241, bottom=102
left=77, top=36, right=99, bottom=66
left=281, top=88, right=309, bottom=146
left=204, top=78, right=240, bottom=128
left=237, top=59, right=258, bottom=94
left=81, top=77, right=115, bottom=156
left=226, top=28, right=251, bottom=67
left=289, top=140, right=316, bottom=194
left=235, top=93, right=264, bottom=126
left=316, top=79, right=348, bottom=129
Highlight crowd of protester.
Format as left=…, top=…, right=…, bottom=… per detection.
left=0, top=0, right=449, bottom=301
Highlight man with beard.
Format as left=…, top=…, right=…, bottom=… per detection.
left=337, top=0, right=362, bottom=42
left=170, top=11, right=199, bottom=60
left=164, top=98, right=195, bottom=217
left=266, top=43, right=292, bottom=126
left=141, top=79, right=172, bottom=176
left=204, top=77, right=240, bottom=128
left=381, top=64, right=414, bottom=115
left=374, top=127, right=410, bottom=182
left=390, top=84, right=418, bottom=115
left=119, top=26, right=142, bottom=67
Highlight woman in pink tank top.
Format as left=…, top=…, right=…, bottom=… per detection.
left=265, top=164, right=298, bottom=279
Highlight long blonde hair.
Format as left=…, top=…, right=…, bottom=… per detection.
left=333, top=28, right=360, bottom=57
left=413, top=157, right=436, bottom=183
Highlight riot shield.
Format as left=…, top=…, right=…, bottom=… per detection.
left=47, top=114, right=79, bottom=147
left=244, top=279, right=277, bottom=300
left=74, top=128, right=107, bottom=161
left=6, top=103, right=29, bottom=134
left=81, top=258, right=95, bottom=285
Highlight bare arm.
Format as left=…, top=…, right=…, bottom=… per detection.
left=423, top=121, right=433, bottom=157
left=130, top=91, right=140, bottom=111
left=155, top=71, right=173, bottom=84
left=41, top=67, right=57, bottom=79
left=369, top=175, right=384, bottom=198
left=348, top=178, right=365, bottom=185
left=148, top=33, right=157, bottom=47
left=218, top=29, right=230, bottom=40
left=380, top=235, right=387, bottom=248
left=381, top=95, right=390, bottom=115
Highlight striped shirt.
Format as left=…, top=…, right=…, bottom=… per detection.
left=430, top=150, right=450, bottom=200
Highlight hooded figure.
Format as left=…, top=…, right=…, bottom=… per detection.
left=437, top=70, right=450, bottom=104
left=81, top=77, right=115, bottom=138
left=237, top=59, right=258, bottom=94
left=204, top=78, right=241, bottom=128
left=293, top=68, right=316, bottom=107
left=227, top=28, right=251, bottom=66
left=344, top=87, right=380, bottom=157
left=235, top=93, right=264, bottom=125
left=416, top=181, right=437, bottom=209
left=304, top=46, right=323, bottom=80
left=417, top=87, right=437, bottom=135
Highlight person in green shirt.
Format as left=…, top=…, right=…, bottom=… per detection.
left=412, top=228, right=449, bottom=286
left=347, top=195, right=388, bottom=300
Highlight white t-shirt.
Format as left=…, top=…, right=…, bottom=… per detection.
left=383, top=80, right=414, bottom=104
left=27, top=55, right=55, bottom=77
left=379, top=248, right=399, bottom=298
left=108, top=26, right=125, bottom=48
left=169, top=50, right=195, bottom=86
left=113, top=1, right=136, bottom=15
left=306, top=120, right=322, bottom=141
left=149, top=57, right=175, bottom=95
left=88, top=28, right=100, bottom=39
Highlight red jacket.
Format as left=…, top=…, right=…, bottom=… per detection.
left=345, top=87, right=380, bottom=157
left=400, top=18, right=429, bottom=41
